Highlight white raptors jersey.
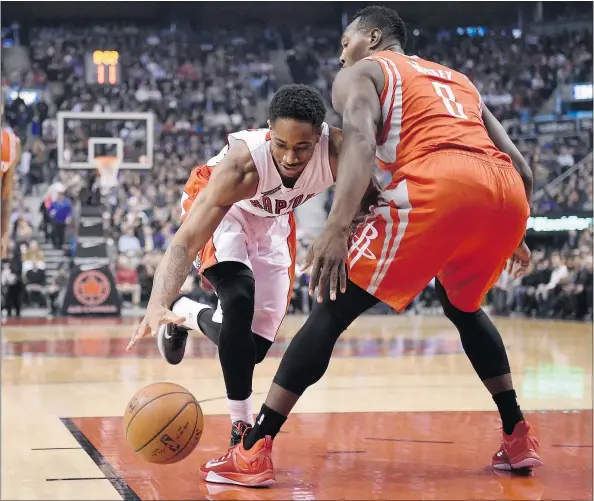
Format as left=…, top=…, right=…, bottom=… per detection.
left=224, top=123, right=334, bottom=217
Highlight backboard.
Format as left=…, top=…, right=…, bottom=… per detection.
left=57, top=111, right=154, bottom=170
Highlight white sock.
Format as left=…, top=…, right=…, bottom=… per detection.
left=171, top=297, right=209, bottom=331
left=227, top=395, right=254, bottom=425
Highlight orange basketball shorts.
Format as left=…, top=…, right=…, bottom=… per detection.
left=348, top=150, right=529, bottom=312
left=180, top=164, right=297, bottom=341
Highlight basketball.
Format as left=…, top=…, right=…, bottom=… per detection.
left=123, top=382, right=204, bottom=464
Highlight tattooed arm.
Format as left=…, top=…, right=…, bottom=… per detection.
left=127, top=140, right=259, bottom=349
left=147, top=244, right=194, bottom=311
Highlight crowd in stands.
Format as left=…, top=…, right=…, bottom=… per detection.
left=30, top=24, right=276, bottom=161
left=533, top=151, right=593, bottom=214
left=1, top=20, right=592, bottom=320
left=288, top=25, right=593, bottom=121
left=491, top=227, right=593, bottom=320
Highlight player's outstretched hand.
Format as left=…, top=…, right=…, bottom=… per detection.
left=126, top=304, right=185, bottom=351
left=301, top=225, right=349, bottom=303
left=507, top=239, right=531, bottom=280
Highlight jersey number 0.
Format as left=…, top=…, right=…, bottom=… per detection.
left=432, top=82, right=468, bottom=120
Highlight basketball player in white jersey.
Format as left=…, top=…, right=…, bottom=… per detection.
left=127, top=85, right=376, bottom=445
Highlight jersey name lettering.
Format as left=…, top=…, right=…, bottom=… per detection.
left=408, top=60, right=453, bottom=81
left=250, top=193, right=316, bottom=215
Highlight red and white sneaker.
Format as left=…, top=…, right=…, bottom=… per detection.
left=492, top=420, right=543, bottom=470
left=200, top=435, right=275, bottom=487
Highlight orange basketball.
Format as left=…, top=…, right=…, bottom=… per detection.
left=123, top=382, right=204, bottom=464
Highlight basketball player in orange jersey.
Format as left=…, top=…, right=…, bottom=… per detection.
left=200, top=6, right=541, bottom=487
left=1, top=102, right=21, bottom=259
left=127, top=85, right=377, bottom=447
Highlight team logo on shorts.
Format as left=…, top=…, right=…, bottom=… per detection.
left=73, top=270, right=111, bottom=306
left=348, top=222, right=378, bottom=268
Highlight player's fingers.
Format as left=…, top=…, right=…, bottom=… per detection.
left=339, top=261, right=347, bottom=294
left=148, top=320, right=162, bottom=338
left=514, top=260, right=529, bottom=280
left=160, top=311, right=185, bottom=326
left=317, top=262, right=331, bottom=303
left=328, top=262, right=339, bottom=301
left=127, top=320, right=149, bottom=351
left=309, top=256, right=322, bottom=297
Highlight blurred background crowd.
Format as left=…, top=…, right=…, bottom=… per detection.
left=1, top=1, right=592, bottom=321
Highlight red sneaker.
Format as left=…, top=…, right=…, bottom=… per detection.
left=492, top=420, right=543, bottom=470
left=200, top=435, right=275, bottom=487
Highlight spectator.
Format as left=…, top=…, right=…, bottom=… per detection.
left=40, top=180, right=66, bottom=242
left=24, top=261, right=47, bottom=308
left=115, top=256, right=141, bottom=306
left=557, top=255, right=590, bottom=318
left=125, top=205, right=149, bottom=226
left=118, top=226, right=142, bottom=254
left=136, top=253, right=158, bottom=304
left=49, top=191, right=73, bottom=250
left=139, top=225, right=155, bottom=253
left=28, top=138, right=48, bottom=195
left=534, top=253, right=569, bottom=312
left=3, top=242, right=24, bottom=318
left=23, top=240, right=46, bottom=274
left=18, top=146, right=32, bottom=196
left=153, top=222, right=175, bottom=250
left=12, top=214, right=32, bottom=244
left=47, top=265, right=70, bottom=316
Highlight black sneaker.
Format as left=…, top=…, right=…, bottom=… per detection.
left=156, top=294, right=209, bottom=365
left=230, top=420, right=252, bottom=447
left=157, top=322, right=189, bottom=365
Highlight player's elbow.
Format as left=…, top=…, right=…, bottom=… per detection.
left=352, top=129, right=376, bottom=152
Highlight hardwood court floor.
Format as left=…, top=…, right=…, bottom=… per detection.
left=1, top=315, right=592, bottom=500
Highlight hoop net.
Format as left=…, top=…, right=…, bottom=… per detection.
left=93, top=156, right=120, bottom=190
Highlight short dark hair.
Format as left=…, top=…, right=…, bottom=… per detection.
left=268, top=84, right=326, bottom=128
left=353, top=6, right=407, bottom=48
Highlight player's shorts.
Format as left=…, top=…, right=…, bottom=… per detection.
left=348, top=150, right=529, bottom=312
left=181, top=165, right=296, bottom=342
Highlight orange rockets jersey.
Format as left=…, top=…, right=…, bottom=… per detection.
left=364, top=51, right=511, bottom=173
left=1, top=127, right=19, bottom=179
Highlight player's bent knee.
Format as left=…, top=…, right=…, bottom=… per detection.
left=217, top=275, right=256, bottom=325
left=273, top=355, right=330, bottom=396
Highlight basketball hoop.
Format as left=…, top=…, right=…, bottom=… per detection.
left=93, top=155, right=121, bottom=191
